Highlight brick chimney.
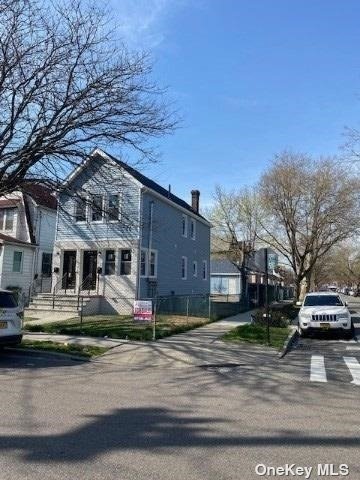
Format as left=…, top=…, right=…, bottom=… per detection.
left=191, top=190, right=200, bottom=213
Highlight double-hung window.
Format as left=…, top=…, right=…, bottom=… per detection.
left=0, top=208, right=15, bottom=231
left=104, top=250, right=116, bottom=275
left=193, top=260, right=198, bottom=277
left=108, top=194, right=120, bottom=221
left=41, top=253, right=52, bottom=277
left=202, top=260, right=207, bottom=280
left=190, top=219, right=196, bottom=240
left=12, top=251, right=23, bottom=273
left=75, top=196, right=87, bottom=222
left=182, top=214, right=188, bottom=237
left=149, top=250, right=157, bottom=277
left=120, top=249, right=132, bottom=275
left=140, top=249, right=147, bottom=277
left=91, top=194, right=103, bottom=222
left=181, top=256, right=187, bottom=280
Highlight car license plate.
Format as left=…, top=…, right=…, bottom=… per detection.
left=320, top=323, right=330, bottom=330
left=0, top=321, right=7, bottom=329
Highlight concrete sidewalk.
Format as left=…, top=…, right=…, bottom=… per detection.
left=23, top=309, right=256, bottom=365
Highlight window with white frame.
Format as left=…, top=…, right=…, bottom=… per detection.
left=193, top=260, right=198, bottom=277
left=120, top=249, right=132, bottom=275
left=181, top=256, right=187, bottom=280
left=104, top=250, right=116, bottom=275
left=190, top=218, right=196, bottom=240
left=108, top=194, right=120, bottom=221
left=149, top=250, right=157, bottom=277
left=12, top=251, right=23, bottom=273
left=0, top=208, right=15, bottom=231
left=202, top=260, right=207, bottom=280
left=91, top=194, right=103, bottom=222
left=75, top=196, right=87, bottom=222
left=140, top=249, right=147, bottom=277
left=182, top=214, right=188, bottom=237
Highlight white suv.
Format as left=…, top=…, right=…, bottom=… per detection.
left=0, top=289, right=23, bottom=347
left=298, top=292, right=353, bottom=338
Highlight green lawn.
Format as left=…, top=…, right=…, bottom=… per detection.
left=222, top=324, right=290, bottom=350
left=24, top=314, right=210, bottom=341
left=18, top=340, right=108, bottom=358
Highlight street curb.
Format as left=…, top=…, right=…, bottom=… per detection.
left=6, top=346, right=91, bottom=362
left=279, top=327, right=299, bottom=358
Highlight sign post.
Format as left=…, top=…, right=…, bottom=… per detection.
left=264, top=248, right=270, bottom=345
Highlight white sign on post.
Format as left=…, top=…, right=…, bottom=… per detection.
left=133, top=300, right=153, bottom=322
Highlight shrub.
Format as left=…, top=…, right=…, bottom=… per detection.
left=252, top=308, right=290, bottom=328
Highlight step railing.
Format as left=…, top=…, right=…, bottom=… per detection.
left=52, top=273, right=67, bottom=309
left=77, top=273, right=94, bottom=309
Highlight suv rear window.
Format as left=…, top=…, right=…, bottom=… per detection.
left=0, top=292, right=17, bottom=308
left=303, top=295, right=343, bottom=307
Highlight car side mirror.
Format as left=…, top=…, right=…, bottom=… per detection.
left=296, top=301, right=302, bottom=306
left=345, top=301, right=348, bottom=307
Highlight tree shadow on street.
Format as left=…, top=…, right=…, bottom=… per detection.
left=0, top=406, right=360, bottom=464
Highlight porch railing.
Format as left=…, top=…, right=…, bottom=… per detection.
left=77, top=273, right=94, bottom=309
left=52, top=273, right=67, bottom=309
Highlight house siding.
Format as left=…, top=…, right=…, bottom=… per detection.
left=56, top=155, right=141, bottom=243
left=0, top=244, right=34, bottom=293
left=139, top=191, right=210, bottom=298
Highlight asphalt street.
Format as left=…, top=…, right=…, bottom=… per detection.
left=1, top=301, right=360, bottom=480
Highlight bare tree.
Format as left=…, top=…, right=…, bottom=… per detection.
left=325, top=242, right=360, bottom=291
left=0, top=0, right=175, bottom=195
left=259, top=151, right=360, bottom=300
left=210, top=185, right=261, bottom=302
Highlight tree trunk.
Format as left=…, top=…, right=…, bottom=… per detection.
left=295, top=278, right=302, bottom=302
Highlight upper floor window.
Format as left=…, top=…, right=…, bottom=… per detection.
left=12, top=251, right=23, bottom=273
left=0, top=208, right=15, bottom=231
left=181, top=256, right=187, bottom=280
left=193, top=260, right=198, bottom=277
left=108, top=194, right=120, bottom=221
left=91, top=194, right=103, bottom=222
left=75, top=197, right=86, bottom=222
left=190, top=219, right=196, bottom=240
left=120, top=249, right=132, bottom=275
left=104, top=250, right=116, bottom=275
left=182, top=214, right=188, bottom=237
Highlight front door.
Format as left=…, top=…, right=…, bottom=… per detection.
left=62, top=250, right=77, bottom=290
left=82, top=250, right=98, bottom=291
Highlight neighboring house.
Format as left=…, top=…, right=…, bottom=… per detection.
left=47, top=148, right=211, bottom=314
left=0, top=184, right=57, bottom=299
left=211, top=248, right=284, bottom=306
left=210, top=260, right=242, bottom=299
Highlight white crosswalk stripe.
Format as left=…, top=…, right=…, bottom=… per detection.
left=308, top=355, right=360, bottom=385
left=343, top=357, right=360, bottom=385
left=310, top=355, right=327, bottom=383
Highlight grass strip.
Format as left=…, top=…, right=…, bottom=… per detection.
left=19, top=340, right=108, bottom=358
left=24, top=314, right=210, bottom=341
left=222, top=324, right=290, bottom=350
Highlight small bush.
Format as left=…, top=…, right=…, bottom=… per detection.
left=252, top=308, right=290, bottom=328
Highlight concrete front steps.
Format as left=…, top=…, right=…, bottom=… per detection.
left=25, top=293, right=96, bottom=321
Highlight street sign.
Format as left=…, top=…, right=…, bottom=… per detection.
left=267, top=253, right=278, bottom=271
left=134, top=300, right=153, bottom=321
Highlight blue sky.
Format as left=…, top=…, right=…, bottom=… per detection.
left=108, top=0, right=360, bottom=208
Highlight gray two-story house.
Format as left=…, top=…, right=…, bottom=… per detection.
left=50, top=148, right=211, bottom=314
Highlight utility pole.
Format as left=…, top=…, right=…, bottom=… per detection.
left=264, top=247, right=270, bottom=345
